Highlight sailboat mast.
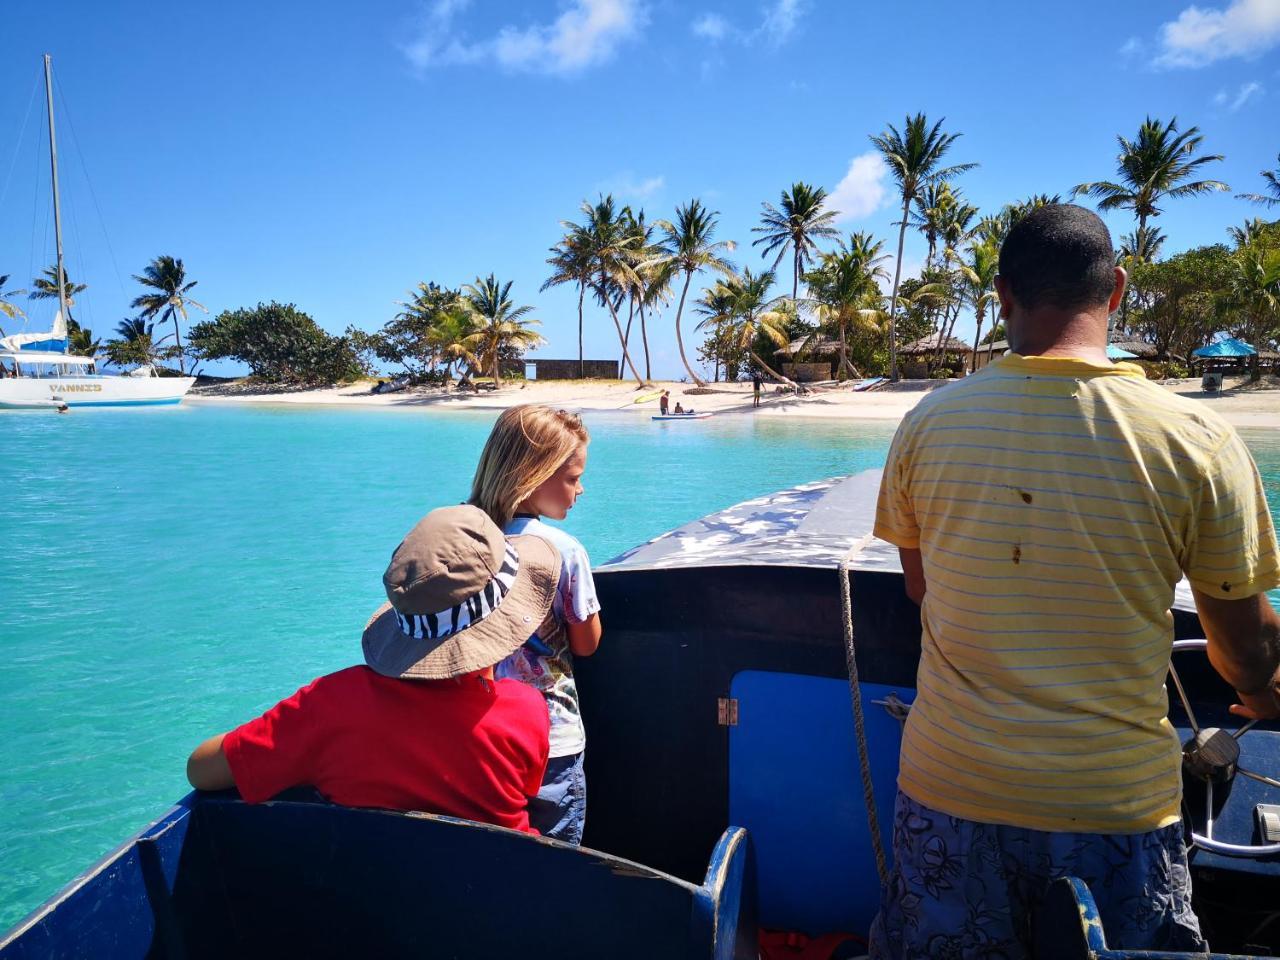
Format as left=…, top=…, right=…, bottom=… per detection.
left=43, top=54, right=70, bottom=353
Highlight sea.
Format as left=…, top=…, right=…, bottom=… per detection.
left=0, top=402, right=1277, bottom=930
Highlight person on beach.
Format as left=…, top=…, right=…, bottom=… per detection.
left=659, top=390, right=670, bottom=415
left=470, top=405, right=603, bottom=844
left=752, top=371, right=762, bottom=408
left=186, top=505, right=556, bottom=835
left=871, top=204, right=1280, bottom=957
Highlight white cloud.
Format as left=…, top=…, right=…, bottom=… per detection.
left=759, top=0, right=804, bottom=45
left=1230, top=80, right=1264, bottom=108
left=1119, top=36, right=1144, bottom=58
left=688, top=0, right=807, bottom=49
left=1154, top=0, right=1280, bottom=68
left=691, top=12, right=729, bottom=41
left=403, top=0, right=646, bottom=76
left=1214, top=88, right=1230, bottom=104
left=829, top=152, right=890, bottom=223
left=597, top=172, right=665, bottom=200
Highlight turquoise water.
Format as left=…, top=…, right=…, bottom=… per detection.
left=1, top=403, right=1277, bottom=930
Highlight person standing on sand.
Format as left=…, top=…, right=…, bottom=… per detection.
left=871, top=204, right=1280, bottom=957
left=659, top=390, right=670, bottom=415
left=752, top=371, right=762, bottom=408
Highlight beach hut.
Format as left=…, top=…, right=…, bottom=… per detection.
left=899, top=333, right=971, bottom=378
left=776, top=336, right=845, bottom=382
left=971, top=338, right=1008, bottom=371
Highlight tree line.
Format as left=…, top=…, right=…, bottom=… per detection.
left=2, top=115, right=1275, bottom=386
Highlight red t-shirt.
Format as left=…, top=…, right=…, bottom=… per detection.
left=222, top=666, right=549, bottom=834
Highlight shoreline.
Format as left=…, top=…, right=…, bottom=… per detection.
left=188, top=376, right=1280, bottom=429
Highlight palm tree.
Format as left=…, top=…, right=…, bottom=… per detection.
left=802, top=232, right=890, bottom=380
left=1119, top=224, right=1167, bottom=264
left=67, top=319, right=102, bottom=358
left=954, top=239, right=1000, bottom=372
left=105, top=316, right=159, bottom=369
left=1220, top=246, right=1280, bottom=351
left=459, top=274, right=544, bottom=386
left=1073, top=117, right=1228, bottom=242
left=870, top=113, right=975, bottom=380
left=29, top=265, right=87, bottom=324
left=910, top=181, right=963, bottom=268
left=715, top=268, right=796, bottom=385
left=694, top=283, right=738, bottom=381
left=656, top=199, right=736, bottom=386
left=0, top=275, right=25, bottom=334
left=1228, top=218, right=1268, bottom=249
left=618, top=207, right=660, bottom=378
left=1235, top=154, right=1280, bottom=208
left=577, top=196, right=649, bottom=385
left=543, top=225, right=594, bottom=378
left=131, top=256, right=206, bottom=375
left=751, top=182, right=841, bottom=299
left=977, top=194, right=1063, bottom=248
left=426, top=306, right=479, bottom=382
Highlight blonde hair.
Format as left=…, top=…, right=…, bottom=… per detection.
left=469, top=405, right=590, bottom=526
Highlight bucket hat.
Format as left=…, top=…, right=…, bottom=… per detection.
left=362, top=504, right=559, bottom=679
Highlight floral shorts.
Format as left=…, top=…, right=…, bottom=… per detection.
left=868, top=791, right=1206, bottom=959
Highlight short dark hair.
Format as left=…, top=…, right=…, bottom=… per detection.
left=998, top=204, right=1116, bottom=311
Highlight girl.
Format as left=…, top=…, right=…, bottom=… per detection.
left=469, top=405, right=602, bottom=843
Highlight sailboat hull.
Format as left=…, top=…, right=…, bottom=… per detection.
left=0, top=376, right=195, bottom=408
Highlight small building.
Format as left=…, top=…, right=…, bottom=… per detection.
left=971, top=339, right=1008, bottom=372
left=775, top=336, right=844, bottom=382
left=1191, top=337, right=1258, bottom=377
left=516, top=358, right=620, bottom=380
left=899, top=333, right=972, bottom=379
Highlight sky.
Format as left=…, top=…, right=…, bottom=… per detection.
left=1, top=0, right=1278, bottom=379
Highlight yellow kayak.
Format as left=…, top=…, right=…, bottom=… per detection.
left=633, top=390, right=664, bottom=404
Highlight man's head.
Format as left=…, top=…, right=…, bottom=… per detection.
left=995, top=204, right=1125, bottom=355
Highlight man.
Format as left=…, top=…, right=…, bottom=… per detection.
left=660, top=390, right=670, bottom=415
left=871, top=204, right=1280, bottom=957
left=187, top=505, right=558, bottom=834
left=752, top=370, right=763, bottom=408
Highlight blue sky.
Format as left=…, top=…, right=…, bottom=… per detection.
left=1, top=0, right=1278, bottom=378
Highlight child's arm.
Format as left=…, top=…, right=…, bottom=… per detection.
left=568, top=612, right=602, bottom=657
left=187, top=733, right=235, bottom=791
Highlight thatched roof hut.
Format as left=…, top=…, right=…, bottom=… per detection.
left=900, top=334, right=971, bottom=355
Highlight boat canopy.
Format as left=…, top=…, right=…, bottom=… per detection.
left=0, top=350, right=94, bottom=365
left=0, top=311, right=68, bottom=354
left=601, top=468, right=1197, bottom=611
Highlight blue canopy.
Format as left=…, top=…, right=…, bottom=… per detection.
left=1193, top=337, right=1256, bottom=358
left=1105, top=344, right=1137, bottom=359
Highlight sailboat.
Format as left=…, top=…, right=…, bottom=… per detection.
left=0, top=56, right=194, bottom=409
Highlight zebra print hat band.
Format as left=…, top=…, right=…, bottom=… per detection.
left=394, top=544, right=519, bottom=640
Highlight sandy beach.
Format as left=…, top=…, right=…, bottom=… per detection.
left=189, top=375, right=1280, bottom=429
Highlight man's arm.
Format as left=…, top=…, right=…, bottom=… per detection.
left=898, top=547, right=926, bottom=606
left=1191, top=588, right=1280, bottom=720
left=187, top=733, right=235, bottom=791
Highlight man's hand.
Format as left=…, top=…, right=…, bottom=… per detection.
left=1191, top=588, right=1280, bottom=721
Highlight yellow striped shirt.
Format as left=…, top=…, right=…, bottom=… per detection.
left=874, top=353, right=1280, bottom=833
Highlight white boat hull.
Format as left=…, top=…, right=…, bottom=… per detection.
left=0, top=375, right=196, bottom=408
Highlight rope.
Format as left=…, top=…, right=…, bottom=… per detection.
left=839, top=539, right=889, bottom=886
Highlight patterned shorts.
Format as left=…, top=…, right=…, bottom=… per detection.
left=868, top=791, right=1206, bottom=959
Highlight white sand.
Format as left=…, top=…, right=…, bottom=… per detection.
left=189, top=375, right=1280, bottom=429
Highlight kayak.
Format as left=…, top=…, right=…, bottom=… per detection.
left=652, top=413, right=711, bottom=421
left=633, top=390, right=665, bottom=404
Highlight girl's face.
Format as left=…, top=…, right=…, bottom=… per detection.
left=522, top=443, right=587, bottom=521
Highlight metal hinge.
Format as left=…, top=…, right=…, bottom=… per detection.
left=717, top=697, right=739, bottom=726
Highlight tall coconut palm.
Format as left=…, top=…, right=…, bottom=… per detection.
left=543, top=225, right=594, bottom=377
left=751, top=182, right=841, bottom=299
left=459, top=274, right=544, bottom=386
left=1119, top=224, right=1167, bottom=264
left=131, top=256, right=206, bottom=375
left=910, top=181, right=963, bottom=268
left=1228, top=218, right=1268, bottom=249
left=29, top=265, right=87, bottom=325
left=1235, top=154, right=1280, bottom=208
left=0, top=275, right=25, bottom=334
left=694, top=283, right=738, bottom=381
left=1073, top=117, right=1228, bottom=241
left=954, top=239, right=1001, bottom=372
left=802, top=232, right=890, bottom=380
left=577, top=196, right=649, bottom=385
left=870, top=113, right=975, bottom=380
left=618, top=207, right=660, bottom=378
left=1220, top=246, right=1280, bottom=347
left=656, top=199, right=736, bottom=386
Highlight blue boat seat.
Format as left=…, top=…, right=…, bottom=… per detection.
left=1, top=793, right=758, bottom=960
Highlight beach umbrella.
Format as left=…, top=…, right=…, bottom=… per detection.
left=1192, top=337, right=1256, bottom=358
left=1106, top=344, right=1138, bottom=359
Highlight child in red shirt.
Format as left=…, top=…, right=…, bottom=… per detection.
left=186, top=505, right=560, bottom=835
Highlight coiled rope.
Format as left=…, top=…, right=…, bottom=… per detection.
left=839, top=542, right=889, bottom=886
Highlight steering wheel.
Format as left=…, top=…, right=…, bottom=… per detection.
left=1169, top=639, right=1280, bottom=857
